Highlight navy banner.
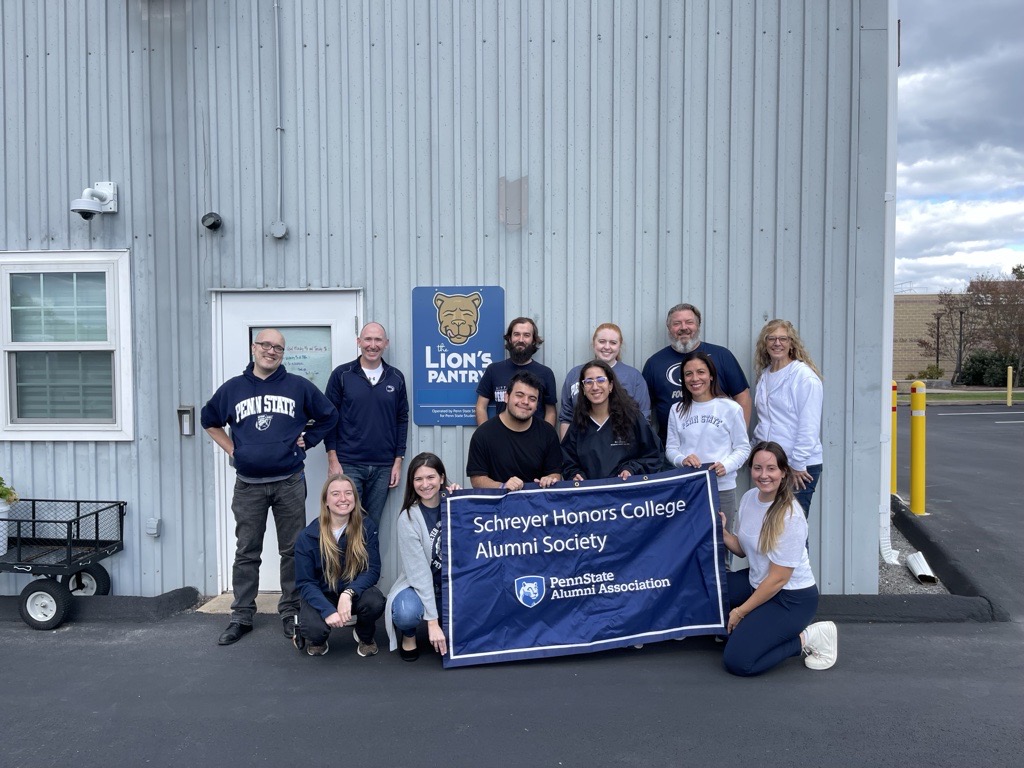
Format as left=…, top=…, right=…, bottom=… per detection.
left=441, top=469, right=728, bottom=668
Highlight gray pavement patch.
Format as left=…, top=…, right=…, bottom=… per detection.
left=818, top=593, right=995, bottom=623
left=0, top=585, right=200, bottom=624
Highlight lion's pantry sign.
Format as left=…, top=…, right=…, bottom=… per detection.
left=411, top=286, right=505, bottom=426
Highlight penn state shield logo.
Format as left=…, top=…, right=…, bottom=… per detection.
left=256, top=414, right=273, bottom=431
left=515, top=576, right=545, bottom=608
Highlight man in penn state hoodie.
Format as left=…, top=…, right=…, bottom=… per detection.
left=202, top=328, right=338, bottom=646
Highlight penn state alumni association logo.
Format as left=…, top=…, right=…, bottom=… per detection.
left=433, top=291, right=483, bottom=346
left=514, top=575, right=546, bottom=608
left=256, top=414, right=273, bottom=431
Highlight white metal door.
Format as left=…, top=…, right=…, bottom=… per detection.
left=212, top=291, right=361, bottom=594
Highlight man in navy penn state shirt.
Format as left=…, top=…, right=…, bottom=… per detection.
left=642, top=303, right=751, bottom=439
left=202, top=328, right=337, bottom=646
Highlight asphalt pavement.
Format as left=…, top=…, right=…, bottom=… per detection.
left=1, top=614, right=1021, bottom=767
left=2, top=401, right=1022, bottom=766
left=894, top=403, right=1024, bottom=621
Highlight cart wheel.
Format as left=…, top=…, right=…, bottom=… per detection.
left=19, top=579, right=73, bottom=630
left=61, top=563, right=112, bottom=596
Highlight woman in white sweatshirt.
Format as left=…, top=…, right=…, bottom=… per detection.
left=751, top=320, right=823, bottom=515
left=665, top=352, right=751, bottom=530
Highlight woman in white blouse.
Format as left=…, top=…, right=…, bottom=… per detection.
left=752, top=320, right=824, bottom=515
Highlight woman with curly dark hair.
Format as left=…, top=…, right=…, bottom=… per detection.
left=561, top=360, right=662, bottom=481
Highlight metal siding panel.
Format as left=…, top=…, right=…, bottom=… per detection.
left=2, top=0, right=894, bottom=597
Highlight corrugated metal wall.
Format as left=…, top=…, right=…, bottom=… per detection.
left=1, top=0, right=894, bottom=597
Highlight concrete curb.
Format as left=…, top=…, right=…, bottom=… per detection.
left=0, top=586, right=201, bottom=624
left=891, top=496, right=1009, bottom=622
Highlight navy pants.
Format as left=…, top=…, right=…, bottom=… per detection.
left=722, top=569, right=818, bottom=677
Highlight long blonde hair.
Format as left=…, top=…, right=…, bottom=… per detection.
left=318, top=474, right=370, bottom=586
left=753, top=319, right=822, bottom=382
left=749, top=442, right=799, bottom=555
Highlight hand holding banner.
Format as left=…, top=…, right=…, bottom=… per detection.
left=441, top=469, right=729, bottom=668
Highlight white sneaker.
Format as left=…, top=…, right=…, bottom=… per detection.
left=802, top=621, right=838, bottom=670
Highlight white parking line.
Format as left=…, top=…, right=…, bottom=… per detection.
left=994, top=420, right=1024, bottom=424
left=934, top=411, right=1024, bottom=417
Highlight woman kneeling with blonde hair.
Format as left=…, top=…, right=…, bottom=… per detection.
left=293, top=474, right=384, bottom=657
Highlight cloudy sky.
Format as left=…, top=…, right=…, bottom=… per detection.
left=896, top=0, right=1024, bottom=293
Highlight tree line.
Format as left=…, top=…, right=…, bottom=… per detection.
left=916, top=265, right=1024, bottom=386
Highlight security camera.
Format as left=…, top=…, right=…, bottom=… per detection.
left=71, top=197, right=103, bottom=220
left=71, top=182, right=117, bottom=220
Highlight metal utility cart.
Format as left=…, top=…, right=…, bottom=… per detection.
left=0, top=499, right=127, bottom=629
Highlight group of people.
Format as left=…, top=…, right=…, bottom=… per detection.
left=201, top=302, right=836, bottom=676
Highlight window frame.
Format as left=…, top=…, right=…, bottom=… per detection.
left=1, top=250, right=134, bottom=441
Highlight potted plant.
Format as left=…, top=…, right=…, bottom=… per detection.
left=0, top=475, right=17, bottom=557
left=0, top=475, right=18, bottom=504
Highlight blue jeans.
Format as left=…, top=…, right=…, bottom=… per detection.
left=391, top=587, right=439, bottom=637
left=722, top=569, right=818, bottom=677
left=229, top=472, right=307, bottom=624
left=794, top=464, right=823, bottom=516
left=344, top=463, right=391, bottom=526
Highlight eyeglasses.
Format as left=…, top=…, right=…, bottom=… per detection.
left=766, top=336, right=790, bottom=344
left=254, top=341, right=285, bottom=354
left=582, top=376, right=609, bottom=387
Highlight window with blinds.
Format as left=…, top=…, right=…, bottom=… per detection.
left=1, top=251, right=134, bottom=441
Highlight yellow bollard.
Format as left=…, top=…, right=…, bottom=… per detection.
left=891, top=381, right=898, bottom=495
left=1009, top=367, right=1015, bottom=407
left=910, top=380, right=926, bottom=515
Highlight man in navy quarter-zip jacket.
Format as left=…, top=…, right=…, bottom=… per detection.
left=324, top=322, right=409, bottom=527
left=201, top=328, right=338, bottom=647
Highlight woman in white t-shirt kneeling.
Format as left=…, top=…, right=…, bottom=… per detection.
left=719, top=441, right=837, bottom=676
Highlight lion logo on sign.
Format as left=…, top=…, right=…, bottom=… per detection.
left=434, top=291, right=483, bottom=346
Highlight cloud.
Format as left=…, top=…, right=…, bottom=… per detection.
left=895, top=0, right=1024, bottom=293
left=895, top=198, right=1024, bottom=291
left=897, top=146, right=1024, bottom=199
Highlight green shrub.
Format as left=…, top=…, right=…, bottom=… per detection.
left=916, top=364, right=944, bottom=380
left=960, top=350, right=1015, bottom=386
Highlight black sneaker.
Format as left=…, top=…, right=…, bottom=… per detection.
left=282, top=616, right=298, bottom=639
